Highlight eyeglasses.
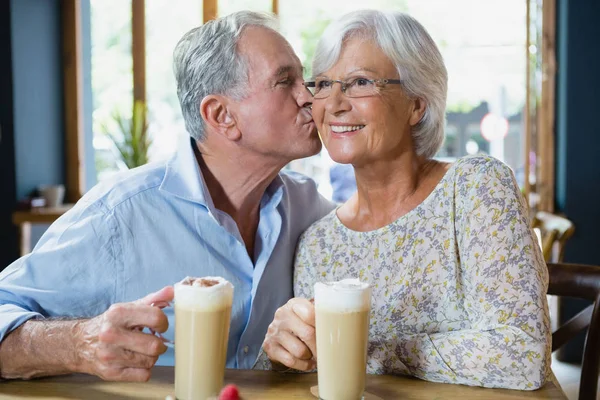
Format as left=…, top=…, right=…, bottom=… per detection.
left=303, top=77, right=403, bottom=99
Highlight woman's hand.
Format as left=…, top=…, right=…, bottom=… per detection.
left=262, top=298, right=316, bottom=371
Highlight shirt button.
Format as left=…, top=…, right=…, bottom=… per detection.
left=243, top=346, right=249, bottom=354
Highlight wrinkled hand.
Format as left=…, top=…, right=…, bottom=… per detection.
left=75, top=286, right=174, bottom=381
left=262, top=298, right=316, bottom=371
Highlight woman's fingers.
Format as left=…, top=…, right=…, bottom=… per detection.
left=264, top=342, right=316, bottom=371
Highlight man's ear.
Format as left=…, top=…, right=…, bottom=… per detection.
left=200, top=95, right=241, bottom=141
left=409, top=97, right=427, bottom=127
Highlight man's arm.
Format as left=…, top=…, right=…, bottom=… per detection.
left=0, top=200, right=172, bottom=381
left=0, top=318, right=85, bottom=379
left=0, top=287, right=173, bottom=381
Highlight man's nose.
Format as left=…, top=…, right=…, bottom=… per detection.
left=298, top=83, right=314, bottom=108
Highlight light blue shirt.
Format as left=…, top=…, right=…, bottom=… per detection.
left=0, top=138, right=334, bottom=369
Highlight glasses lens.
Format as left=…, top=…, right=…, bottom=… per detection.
left=313, top=79, right=331, bottom=99
left=346, top=78, right=376, bottom=98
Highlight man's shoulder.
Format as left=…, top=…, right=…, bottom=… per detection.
left=81, top=161, right=167, bottom=212
left=277, top=170, right=322, bottom=204
left=278, top=169, right=318, bottom=190
left=278, top=170, right=335, bottom=208
left=276, top=169, right=336, bottom=228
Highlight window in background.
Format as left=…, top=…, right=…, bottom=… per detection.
left=90, top=0, right=132, bottom=181
left=218, top=0, right=271, bottom=17
left=145, top=0, right=203, bottom=163
left=91, top=1, right=204, bottom=180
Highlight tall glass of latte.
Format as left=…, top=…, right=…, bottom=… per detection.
left=314, top=279, right=372, bottom=400
left=174, top=276, right=234, bottom=400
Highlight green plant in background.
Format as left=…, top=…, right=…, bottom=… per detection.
left=102, top=100, right=151, bottom=169
left=300, top=17, right=331, bottom=79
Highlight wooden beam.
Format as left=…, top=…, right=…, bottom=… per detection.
left=539, top=0, right=557, bottom=212
left=61, top=0, right=85, bottom=202
left=203, top=0, right=217, bottom=23
left=524, top=0, right=532, bottom=203
left=272, top=0, right=279, bottom=15
left=132, top=0, right=146, bottom=105
left=13, top=205, right=74, bottom=225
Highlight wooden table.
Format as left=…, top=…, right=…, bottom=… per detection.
left=0, top=367, right=567, bottom=399
left=12, top=205, right=73, bottom=256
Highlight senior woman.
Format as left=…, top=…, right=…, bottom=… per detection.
left=258, top=10, right=551, bottom=390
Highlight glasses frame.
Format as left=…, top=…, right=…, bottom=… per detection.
left=303, top=78, right=403, bottom=99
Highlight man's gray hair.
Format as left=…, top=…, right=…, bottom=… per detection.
left=173, top=11, right=279, bottom=141
left=313, top=10, right=447, bottom=159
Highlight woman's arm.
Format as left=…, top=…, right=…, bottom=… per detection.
left=394, top=157, right=551, bottom=390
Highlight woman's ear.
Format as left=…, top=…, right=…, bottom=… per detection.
left=409, top=98, right=427, bottom=127
left=200, top=95, right=241, bottom=141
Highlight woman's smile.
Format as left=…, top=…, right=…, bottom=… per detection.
left=328, top=123, right=365, bottom=138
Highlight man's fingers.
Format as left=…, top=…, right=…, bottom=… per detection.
left=106, top=303, right=169, bottom=333
left=117, top=367, right=152, bottom=382
left=151, top=301, right=171, bottom=309
left=135, top=286, right=174, bottom=307
left=121, top=330, right=167, bottom=357
left=118, top=349, right=159, bottom=370
left=99, top=326, right=167, bottom=357
left=95, top=357, right=153, bottom=382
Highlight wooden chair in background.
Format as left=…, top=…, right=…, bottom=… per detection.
left=533, top=211, right=575, bottom=336
left=548, top=262, right=600, bottom=400
left=533, top=211, right=575, bottom=263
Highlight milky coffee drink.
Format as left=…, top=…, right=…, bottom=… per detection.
left=315, top=279, right=372, bottom=400
left=175, top=277, right=233, bottom=400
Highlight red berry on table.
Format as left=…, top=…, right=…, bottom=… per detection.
left=219, top=384, right=240, bottom=400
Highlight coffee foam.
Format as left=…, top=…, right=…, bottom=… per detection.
left=174, top=276, right=234, bottom=311
left=314, top=279, right=371, bottom=313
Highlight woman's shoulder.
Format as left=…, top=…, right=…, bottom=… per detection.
left=451, top=154, right=518, bottom=191
left=451, top=155, right=526, bottom=218
left=453, top=154, right=515, bottom=179
left=298, top=208, right=339, bottom=246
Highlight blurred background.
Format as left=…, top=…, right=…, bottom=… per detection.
left=1, top=1, right=599, bottom=397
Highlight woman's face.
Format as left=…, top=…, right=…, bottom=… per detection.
left=311, top=37, right=424, bottom=166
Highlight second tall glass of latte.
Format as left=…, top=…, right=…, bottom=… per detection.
left=174, top=276, right=234, bottom=400
left=315, top=279, right=372, bottom=400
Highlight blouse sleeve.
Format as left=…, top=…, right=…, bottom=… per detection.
left=393, top=157, right=551, bottom=389
left=293, top=229, right=321, bottom=299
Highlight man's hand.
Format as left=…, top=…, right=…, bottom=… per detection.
left=262, top=297, right=316, bottom=371
left=75, top=286, right=174, bottom=381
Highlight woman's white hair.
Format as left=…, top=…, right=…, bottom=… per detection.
left=313, top=10, right=447, bottom=159
left=173, top=11, right=279, bottom=141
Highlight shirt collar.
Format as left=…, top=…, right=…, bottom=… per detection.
left=160, top=137, right=285, bottom=211
left=261, top=173, right=284, bottom=210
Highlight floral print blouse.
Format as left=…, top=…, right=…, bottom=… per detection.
left=293, top=155, right=551, bottom=390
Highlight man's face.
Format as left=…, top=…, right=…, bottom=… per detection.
left=230, top=27, right=321, bottom=163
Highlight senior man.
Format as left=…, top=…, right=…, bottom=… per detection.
left=0, top=11, right=333, bottom=381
